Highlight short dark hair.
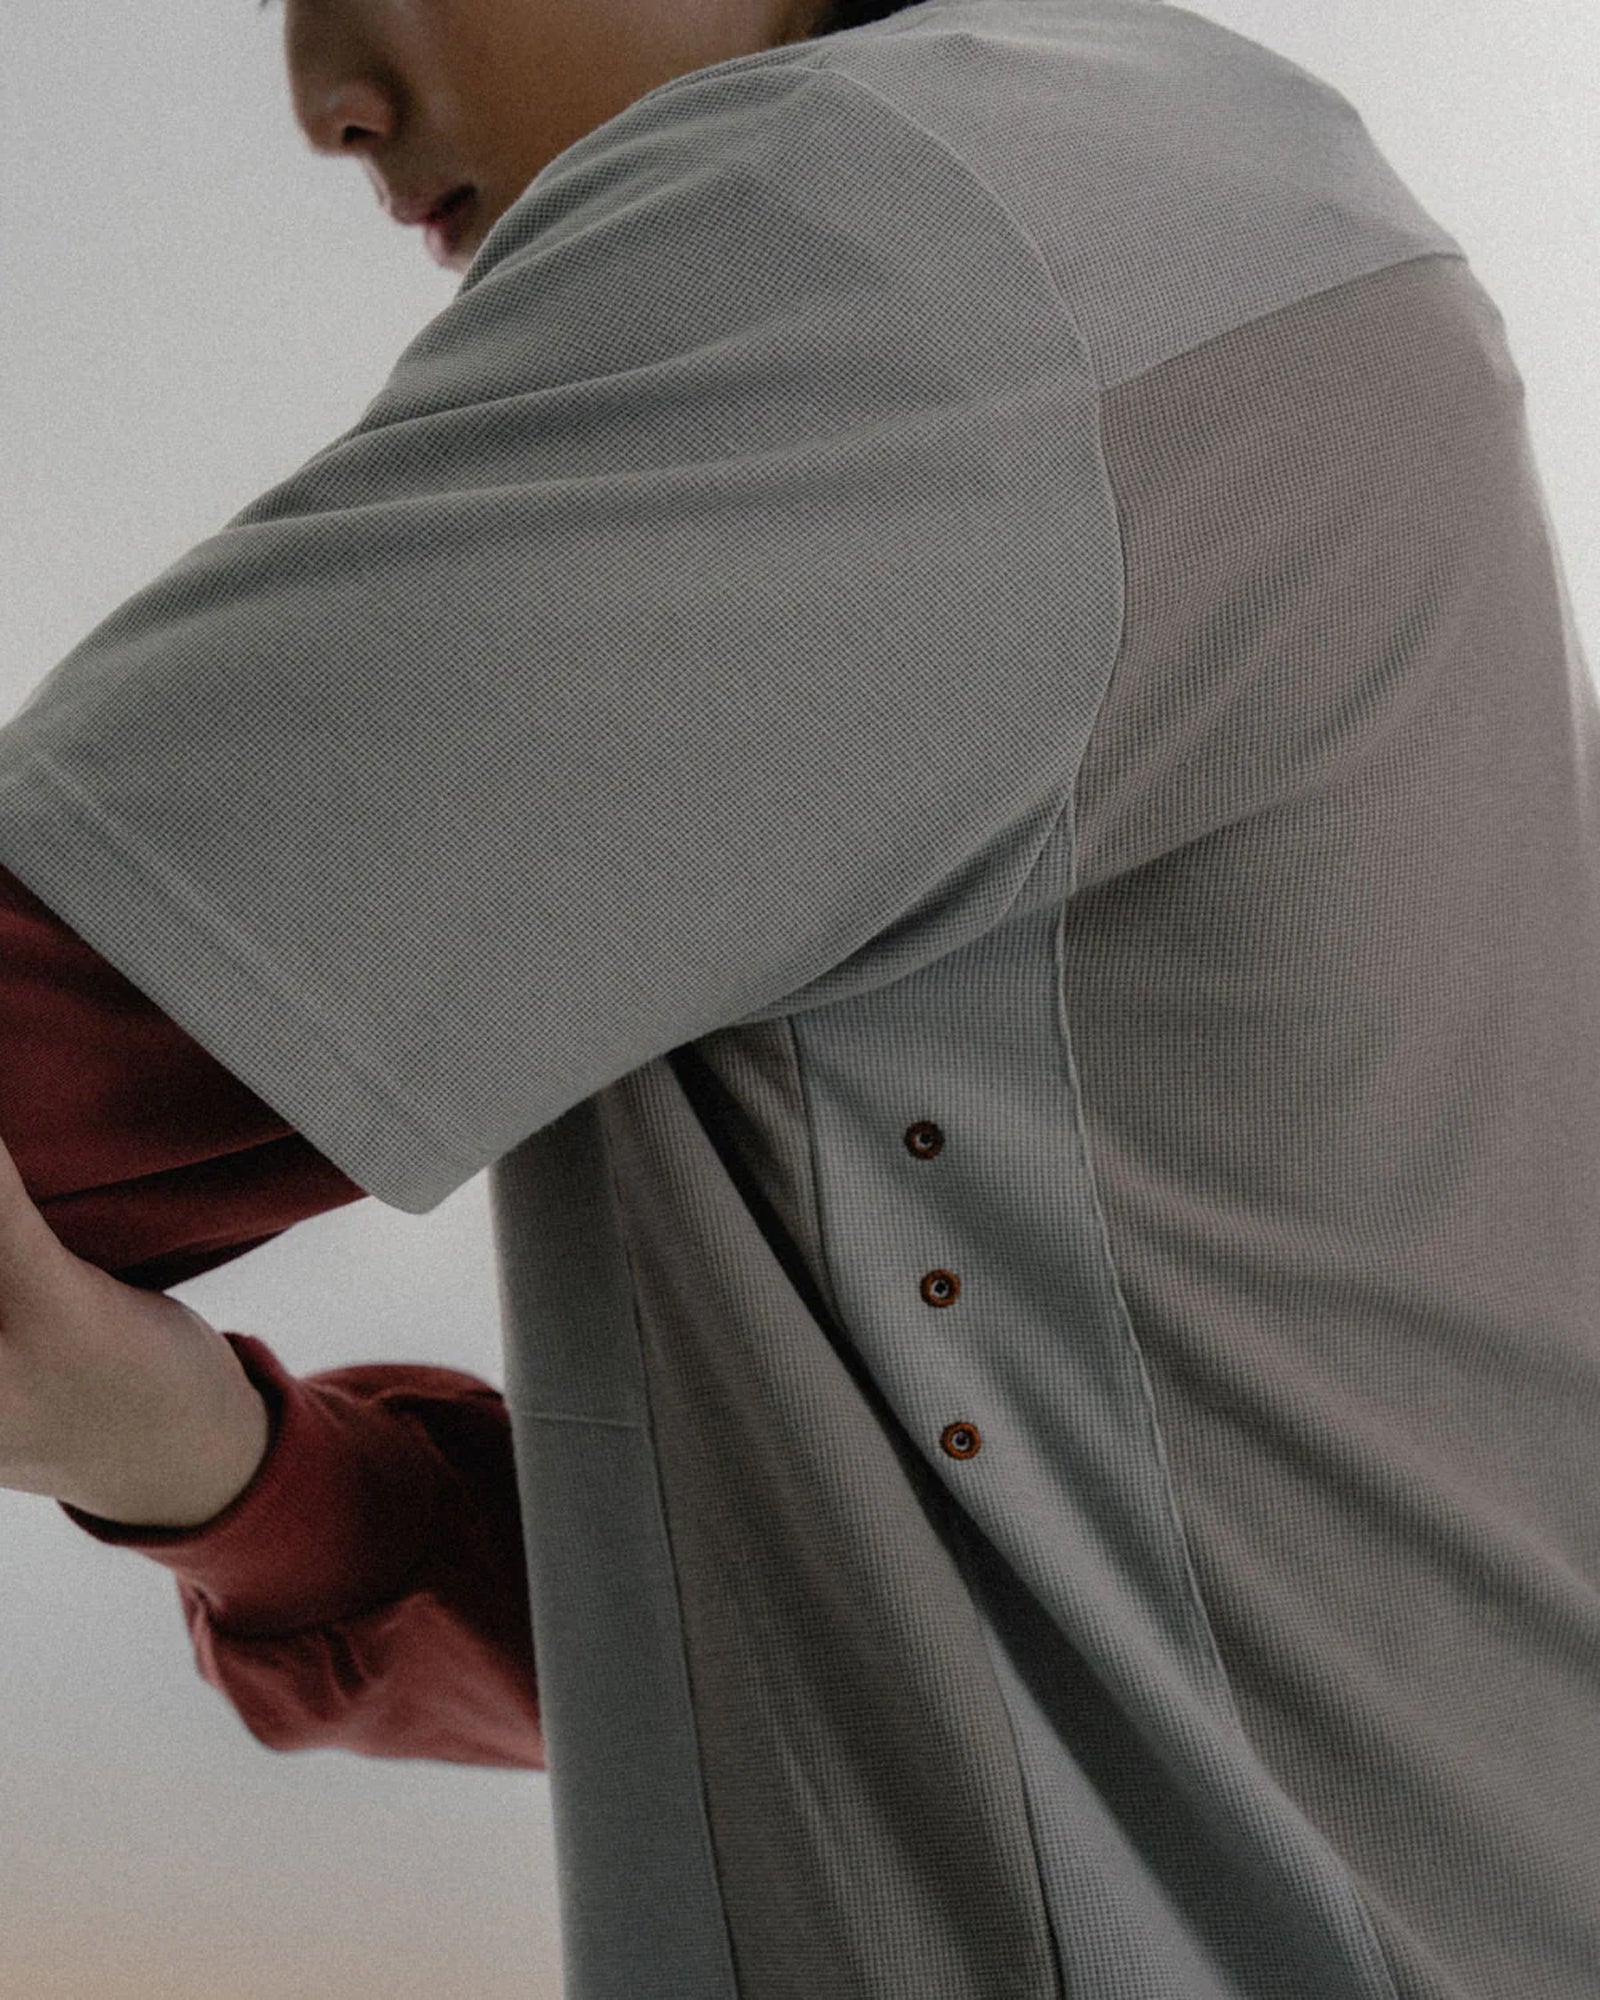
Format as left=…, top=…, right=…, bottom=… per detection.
left=813, top=0, right=929, bottom=34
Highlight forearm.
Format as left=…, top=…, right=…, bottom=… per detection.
left=66, top=1334, right=547, bottom=1769
left=0, top=1172, right=278, bottom=1534
left=50, top=1332, right=275, bottom=1530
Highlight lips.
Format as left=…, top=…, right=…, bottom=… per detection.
left=426, top=185, right=474, bottom=226
left=388, top=184, right=475, bottom=228
left=422, top=186, right=478, bottom=265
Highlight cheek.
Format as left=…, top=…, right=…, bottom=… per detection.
left=422, top=13, right=555, bottom=163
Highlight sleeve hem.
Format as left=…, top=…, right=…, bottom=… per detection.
left=0, top=752, right=475, bottom=1214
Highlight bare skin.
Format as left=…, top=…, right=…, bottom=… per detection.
left=269, top=0, right=833, bottom=272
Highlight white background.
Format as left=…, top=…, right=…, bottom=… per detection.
left=1, top=2, right=1594, bottom=1995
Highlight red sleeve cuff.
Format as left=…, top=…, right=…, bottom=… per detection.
left=60, top=1331, right=447, bottom=1637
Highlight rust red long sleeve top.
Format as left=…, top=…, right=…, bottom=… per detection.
left=0, top=861, right=545, bottom=1771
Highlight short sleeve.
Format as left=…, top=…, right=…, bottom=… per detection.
left=0, top=56, right=1114, bottom=1212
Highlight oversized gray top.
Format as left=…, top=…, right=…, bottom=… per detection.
left=2, top=3, right=1594, bottom=1994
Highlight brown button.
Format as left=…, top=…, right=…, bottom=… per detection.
left=921, top=1269, right=960, bottom=1307
left=905, top=1120, right=944, bottom=1160
left=941, top=1422, right=982, bottom=1459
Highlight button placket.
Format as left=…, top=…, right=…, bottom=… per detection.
left=904, top=1118, right=982, bottom=1461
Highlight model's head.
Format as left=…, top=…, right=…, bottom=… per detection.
left=264, top=0, right=912, bottom=273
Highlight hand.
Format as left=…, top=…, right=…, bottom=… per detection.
left=0, top=1130, right=272, bottom=1529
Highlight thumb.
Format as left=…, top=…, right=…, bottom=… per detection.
left=0, top=1130, right=74, bottom=1304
